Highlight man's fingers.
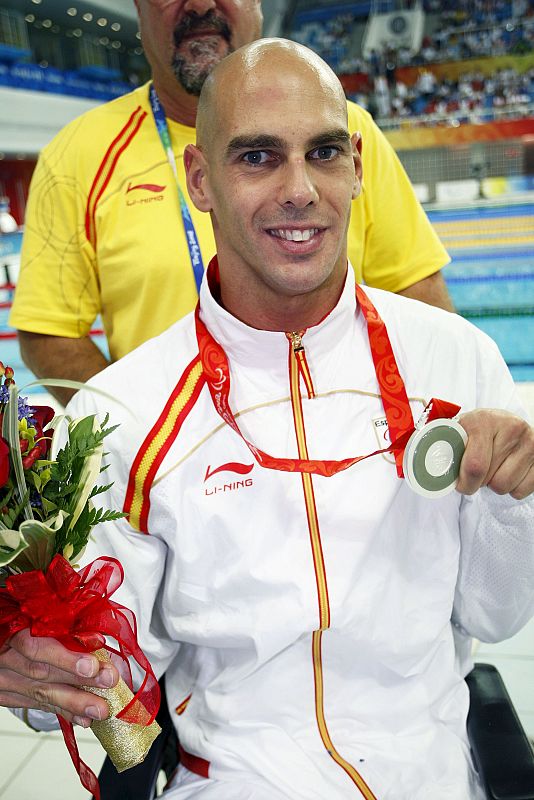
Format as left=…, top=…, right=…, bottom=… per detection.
left=484, top=417, right=534, bottom=496
left=457, top=410, right=534, bottom=497
left=0, top=639, right=116, bottom=690
left=0, top=628, right=119, bottom=722
left=8, top=628, right=98, bottom=679
left=0, top=679, right=108, bottom=723
left=456, top=417, right=494, bottom=495
left=7, top=629, right=117, bottom=687
left=490, top=461, right=534, bottom=500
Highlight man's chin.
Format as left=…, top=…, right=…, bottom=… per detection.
left=172, top=41, right=232, bottom=95
left=176, top=34, right=230, bottom=59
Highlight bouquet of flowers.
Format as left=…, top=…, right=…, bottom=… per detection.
left=0, top=367, right=161, bottom=799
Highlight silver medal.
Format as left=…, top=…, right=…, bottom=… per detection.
left=403, top=419, right=468, bottom=498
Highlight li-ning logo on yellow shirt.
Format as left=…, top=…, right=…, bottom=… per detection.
left=126, top=181, right=166, bottom=206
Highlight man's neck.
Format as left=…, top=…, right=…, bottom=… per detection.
left=220, top=280, right=346, bottom=334
left=152, top=75, right=199, bottom=128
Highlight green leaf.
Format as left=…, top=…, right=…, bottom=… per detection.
left=1, top=489, right=31, bottom=529
left=66, top=416, right=105, bottom=531
left=0, top=528, right=29, bottom=566
left=9, top=511, right=70, bottom=572
left=3, top=384, right=33, bottom=521
left=41, top=496, right=57, bottom=515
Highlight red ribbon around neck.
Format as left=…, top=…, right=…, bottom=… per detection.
left=0, top=554, right=160, bottom=800
left=196, top=259, right=461, bottom=479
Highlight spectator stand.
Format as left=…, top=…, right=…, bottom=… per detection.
left=0, top=6, right=141, bottom=102
left=289, top=1, right=534, bottom=126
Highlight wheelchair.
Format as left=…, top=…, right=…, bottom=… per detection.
left=93, top=663, right=534, bottom=800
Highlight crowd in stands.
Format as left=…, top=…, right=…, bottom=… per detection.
left=355, top=65, right=534, bottom=125
left=291, top=0, right=534, bottom=126
left=294, top=0, right=534, bottom=73
left=413, top=4, right=534, bottom=66
left=1, top=1, right=533, bottom=122
left=292, top=12, right=357, bottom=74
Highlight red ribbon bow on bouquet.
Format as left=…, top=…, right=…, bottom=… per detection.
left=0, top=554, right=160, bottom=799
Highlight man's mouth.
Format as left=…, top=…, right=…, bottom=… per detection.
left=174, top=12, right=231, bottom=49
left=180, top=28, right=221, bottom=41
left=268, top=228, right=321, bottom=242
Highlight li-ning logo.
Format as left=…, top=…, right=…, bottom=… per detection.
left=126, top=181, right=166, bottom=206
left=204, top=462, right=254, bottom=495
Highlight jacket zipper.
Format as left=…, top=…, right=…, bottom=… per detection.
left=286, top=332, right=378, bottom=800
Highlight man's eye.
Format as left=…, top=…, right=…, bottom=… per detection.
left=310, top=146, right=339, bottom=161
left=242, top=151, right=271, bottom=165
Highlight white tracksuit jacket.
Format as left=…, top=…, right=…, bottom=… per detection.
left=62, top=266, right=534, bottom=800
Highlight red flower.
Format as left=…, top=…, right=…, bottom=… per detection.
left=25, top=405, right=55, bottom=467
left=22, top=445, right=41, bottom=471
left=0, top=437, right=10, bottom=488
left=4, top=366, right=14, bottom=387
left=31, top=405, right=55, bottom=431
left=21, top=430, right=53, bottom=471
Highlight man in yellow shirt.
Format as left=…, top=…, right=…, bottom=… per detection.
left=10, top=0, right=452, bottom=405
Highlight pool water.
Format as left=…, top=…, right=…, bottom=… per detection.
left=429, top=201, right=534, bottom=382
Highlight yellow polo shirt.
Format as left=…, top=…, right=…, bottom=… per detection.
left=11, top=83, right=448, bottom=361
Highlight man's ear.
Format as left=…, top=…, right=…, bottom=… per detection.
left=350, top=132, right=363, bottom=200
left=184, top=144, right=212, bottom=212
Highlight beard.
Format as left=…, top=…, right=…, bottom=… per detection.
left=172, top=11, right=233, bottom=96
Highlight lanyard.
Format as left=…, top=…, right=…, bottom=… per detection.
left=195, top=259, right=460, bottom=479
left=149, top=83, right=204, bottom=294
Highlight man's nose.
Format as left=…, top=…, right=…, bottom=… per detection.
left=278, top=159, right=319, bottom=209
left=183, top=0, right=217, bottom=14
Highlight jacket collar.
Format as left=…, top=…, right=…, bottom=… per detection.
left=198, top=257, right=359, bottom=370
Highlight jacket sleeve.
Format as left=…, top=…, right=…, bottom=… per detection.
left=453, top=489, right=534, bottom=643
left=452, top=327, right=534, bottom=643
left=64, top=380, right=181, bottom=679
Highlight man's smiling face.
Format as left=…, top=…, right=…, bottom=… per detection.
left=186, top=41, right=362, bottom=329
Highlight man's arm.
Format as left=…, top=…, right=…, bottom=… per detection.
left=397, top=270, right=455, bottom=312
left=18, top=331, right=110, bottom=406
left=453, top=409, right=534, bottom=643
left=10, top=135, right=105, bottom=407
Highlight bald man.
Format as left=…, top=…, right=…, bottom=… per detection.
left=11, top=0, right=453, bottom=407
left=2, top=41, right=534, bottom=800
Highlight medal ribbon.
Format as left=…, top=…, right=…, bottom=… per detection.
left=149, top=83, right=204, bottom=294
left=195, top=259, right=460, bottom=479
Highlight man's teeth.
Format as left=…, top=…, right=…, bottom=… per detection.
left=270, top=228, right=319, bottom=242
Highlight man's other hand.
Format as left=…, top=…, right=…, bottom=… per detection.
left=458, top=409, right=534, bottom=499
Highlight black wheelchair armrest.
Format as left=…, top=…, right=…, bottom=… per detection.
left=466, top=662, right=534, bottom=800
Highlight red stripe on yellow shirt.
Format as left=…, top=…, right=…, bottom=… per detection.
left=85, top=105, right=147, bottom=248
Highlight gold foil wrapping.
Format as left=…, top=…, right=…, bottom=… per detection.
left=85, top=649, right=161, bottom=773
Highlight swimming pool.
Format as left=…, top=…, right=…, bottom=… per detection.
left=429, top=200, right=534, bottom=382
